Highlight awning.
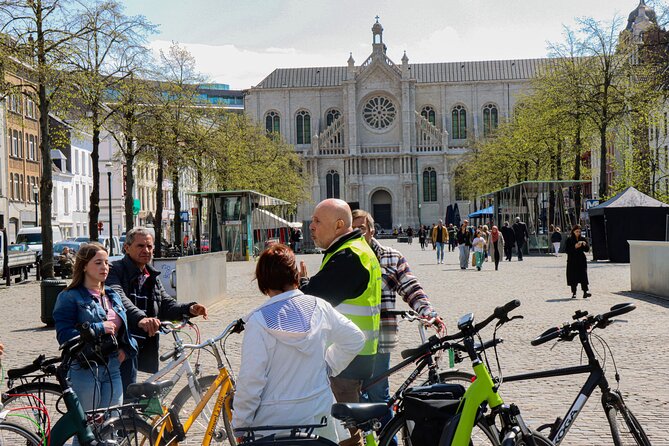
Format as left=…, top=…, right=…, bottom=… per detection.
left=468, top=205, right=494, bottom=218
left=252, top=208, right=302, bottom=230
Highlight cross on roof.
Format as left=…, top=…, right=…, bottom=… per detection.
left=375, top=15, right=380, bottom=23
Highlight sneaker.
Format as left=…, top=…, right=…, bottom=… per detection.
left=583, top=292, right=592, bottom=299
left=572, top=294, right=576, bottom=299
left=477, top=267, right=481, bottom=271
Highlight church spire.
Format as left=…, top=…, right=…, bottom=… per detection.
left=372, top=16, right=386, bottom=54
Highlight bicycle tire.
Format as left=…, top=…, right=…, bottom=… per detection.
left=421, top=370, right=476, bottom=387
left=98, top=414, right=166, bottom=446
left=1, top=381, right=64, bottom=436
left=171, top=374, right=236, bottom=445
left=243, top=436, right=338, bottom=446
left=0, top=421, right=42, bottom=445
left=378, top=411, right=499, bottom=446
left=605, top=397, right=652, bottom=446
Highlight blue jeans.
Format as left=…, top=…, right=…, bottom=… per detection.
left=120, top=355, right=138, bottom=397
left=69, top=355, right=122, bottom=445
left=361, top=353, right=395, bottom=445
left=435, top=242, right=445, bottom=262
left=459, top=245, right=470, bottom=268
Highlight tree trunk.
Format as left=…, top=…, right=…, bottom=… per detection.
left=573, top=128, right=582, bottom=223
left=124, top=145, right=135, bottom=233
left=154, top=149, right=164, bottom=258
left=36, top=0, right=54, bottom=279
left=195, top=167, right=203, bottom=252
left=598, top=125, right=608, bottom=199
left=172, top=169, right=181, bottom=254
left=89, top=117, right=101, bottom=241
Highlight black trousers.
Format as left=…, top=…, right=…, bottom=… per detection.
left=504, top=242, right=513, bottom=260
left=516, top=240, right=525, bottom=260
left=494, top=244, right=501, bottom=270
left=571, top=283, right=589, bottom=294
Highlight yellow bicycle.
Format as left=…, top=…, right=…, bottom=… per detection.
left=101, top=318, right=244, bottom=446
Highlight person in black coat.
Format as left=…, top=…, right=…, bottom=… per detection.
left=565, top=224, right=591, bottom=299
left=500, top=221, right=515, bottom=261
left=512, top=217, right=529, bottom=260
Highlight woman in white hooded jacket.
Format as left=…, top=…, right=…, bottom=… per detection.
left=233, top=244, right=365, bottom=442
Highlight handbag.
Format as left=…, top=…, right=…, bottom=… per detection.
left=471, top=252, right=476, bottom=267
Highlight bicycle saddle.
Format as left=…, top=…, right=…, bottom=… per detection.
left=331, top=403, right=388, bottom=423
left=126, top=379, right=174, bottom=399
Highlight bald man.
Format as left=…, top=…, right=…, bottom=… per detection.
left=300, top=199, right=382, bottom=407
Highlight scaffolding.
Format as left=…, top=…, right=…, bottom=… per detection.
left=480, top=180, right=591, bottom=253
left=188, top=190, right=300, bottom=261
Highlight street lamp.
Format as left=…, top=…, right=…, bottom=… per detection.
left=105, top=162, right=113, bottom=255
left=32, top=185, right=39, bottom=226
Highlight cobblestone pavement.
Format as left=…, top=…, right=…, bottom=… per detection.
left=0, top=241, right=667, bottom=445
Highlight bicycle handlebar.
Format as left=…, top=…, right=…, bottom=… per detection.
left=441, top=299, right=521, bottom=342
left=532, top=303, right=636, bottom=347
left=6, top=354, right=60, bottom=380
left=181, top=318, right=244, bottom=351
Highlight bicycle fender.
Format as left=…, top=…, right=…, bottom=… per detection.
left=438, top=412, right=462, bottom=446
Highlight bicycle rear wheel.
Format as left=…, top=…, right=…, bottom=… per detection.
left=171, top=374, right=236, bottom=445
left=378, top=412, right=499, bottom=446
left=0, top=421, right=41, bottom=445
left=605, top=396, right=651, bottom=446
left=1, top=381, right=63, bottom=436
left=422, top=370, right=476, bottom=387
left=98, top=414, right=165, bottom=446
left=501, top=430, right=552, bottom=446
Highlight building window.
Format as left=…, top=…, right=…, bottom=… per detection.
left=10, top=174, right=14, bottom=200
left=421, top=106, right=436, bottom=126
left=326, top=170, right=340, bottom=199
left=326, top=109, right=341, bottom=127
left=26, top=97, right=36, bottom=119
left=422, top=167, right=437, bottom=202
left=451, top=105, right=467, bottom=139
left=19, top=175, right=24, bottom=201
left=75, top=150, right=79, bottom=174
left=295, top=110, right=311, bottom=144
left=76, top=184, right=80, bottom=211
left=18, top=132, right=23, bottom=158
left=265, top=111, right=280, bottom=134
left=483, top=104, right=499, bottom=137
left=28, top=135, right=35, bottom=160
left=11, top=130, right=18, bottom=157
left=81, top=152, right=86, bottom=176
left=64, top=188, right=69, bottom=214
left=363, top=96, right=396, bottom=130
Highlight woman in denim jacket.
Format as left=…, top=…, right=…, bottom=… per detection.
left=53, top=242, right=138, bottom=418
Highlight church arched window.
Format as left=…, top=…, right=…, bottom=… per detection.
left=483, top=104, right=499, bottom=137
left=326, top=170, right=340, bottom=199
left=422, top=167, right=437, bottom=202
left=421, top=106, right=436, bottom=126
left=326, top=109, right=341, bottom=127
left=265, top=111, right=280, bottom=134
left=451, top=105, right=467, bottom=139
left=296, top=110, right=311, bottom=144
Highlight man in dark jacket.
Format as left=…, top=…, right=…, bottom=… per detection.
left=512, top=217, right=529, bottom=261
left=107, top=227, right=209, bottom=392
left=500, top=221, right=516, bottom=261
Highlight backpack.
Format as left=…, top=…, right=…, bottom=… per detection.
left=401, top=383, right=465, bottom=446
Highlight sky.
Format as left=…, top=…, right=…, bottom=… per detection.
left=123, top=0, right=656, bottom=89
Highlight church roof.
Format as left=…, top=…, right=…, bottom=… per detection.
left=254, top=58, right=554, bottom=89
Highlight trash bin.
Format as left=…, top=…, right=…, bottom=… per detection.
left=41, top=278, right=67, bottom=326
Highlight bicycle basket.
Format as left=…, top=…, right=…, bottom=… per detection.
left=402, top=383, right=465, bottom=446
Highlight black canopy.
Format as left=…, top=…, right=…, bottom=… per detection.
left=588, top=187, right=669, bottom=262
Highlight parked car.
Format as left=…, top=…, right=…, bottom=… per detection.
left=53, top=241, right=84, bottom=278
left=0, top=230, right=37, bottom=285
left=69, top=235, right=121, bottom=256
left=16, top=226, right=64, bottom=261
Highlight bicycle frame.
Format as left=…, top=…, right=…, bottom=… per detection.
left=502, top=328, right=611, bottom=445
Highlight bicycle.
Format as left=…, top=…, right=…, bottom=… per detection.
left=235, top=419, right=338, bottom=445
left=433, top=303, right=652, bottom=446
left=0, top=322, right=151, bottom=445
left=103, top=317, right=244, bottom=445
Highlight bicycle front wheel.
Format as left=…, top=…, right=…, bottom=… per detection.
left=605, top=397, right=651, bottom=446
left=378, top=412, right=499, bottom=446
left=171, top=374, right=236, bottom=445
left=0, top=421, right=41, bottom=445
left=1, top=381, right=63, bottom=436
left=98, top=414, right=165, bottom=446
left=501, top=430, right=552, bottom=446
left=421, top=370, right=476, bottom=387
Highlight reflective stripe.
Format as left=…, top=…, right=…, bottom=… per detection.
left=336, top=303, right=381, bottom=317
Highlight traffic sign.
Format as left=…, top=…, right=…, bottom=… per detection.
left=133, top=198, right=141, bottom=216
left=180, top=211, right=189, bottom=222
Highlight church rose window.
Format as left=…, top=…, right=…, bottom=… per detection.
left=363, top=96, right=396, bottom=130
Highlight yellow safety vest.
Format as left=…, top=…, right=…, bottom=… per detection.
left=321, top=235, right=381, bottom=355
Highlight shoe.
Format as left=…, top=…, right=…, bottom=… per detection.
left=477, top=267, right=481, bottom=271
left=572, top=294, right=576, bottom=299
left=461, top=267, right=466, bottom=270
left=583, top=292, right=591, bottom=299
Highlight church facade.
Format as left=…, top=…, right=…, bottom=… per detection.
left=244, top=20, right=548, bottom=229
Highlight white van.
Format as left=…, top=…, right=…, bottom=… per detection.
left=16, top=226, right=64, bottom=256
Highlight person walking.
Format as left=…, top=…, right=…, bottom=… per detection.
left=351, top=210, right=445, bottom=442
left=406, top=226, right=413, bottom=245
left=456, top=223, right=472, bottom=270
left=233, top=244, right=364, bottom=443
left=418, top=225, right=427, bottom=250
left=500, top=222, right=515, bottom=261
left=53, top=242, right=138, bottom=443
left=107, top=227, right=209, bottom=392
left=430, top=224, right=437, bottom=250
left=488, top=226, right=504, bottom=271
left=512, top=217, right=529, bottom=261
left=550, top=225, right=562, bottom=256
left=481, top=225, right=491, bottom=261
left=447, top=223, right=457, bottom=252
left=565, top=224, right=591, bottom=299
left=299, top=199, right=382, bottom=408
left=472, top=230, right=487, bottom=271
left=431, top=220, right=448, bottom=264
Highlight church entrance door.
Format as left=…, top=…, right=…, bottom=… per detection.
left=371, top=190, right=392, bottom=230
